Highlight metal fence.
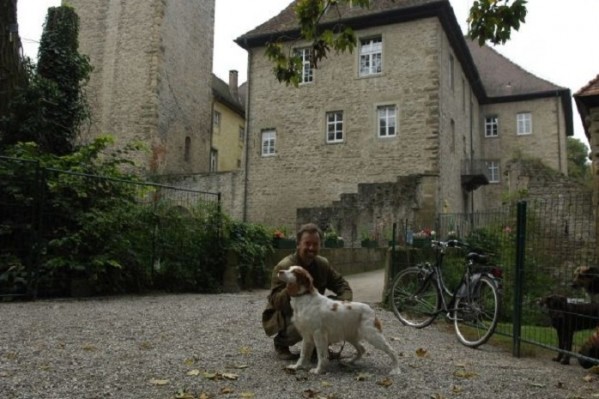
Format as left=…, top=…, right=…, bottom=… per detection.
left=0, top=156, right=221, bottom=298
left=392, top=193, right=598, bottom=366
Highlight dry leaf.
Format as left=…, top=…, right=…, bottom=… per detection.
left=430, top=394, right=445, bottom=399
left=174, top=391, right=195, bottom=399
left=321, top=381, right=332, bottom=387
left=240, top=393, right=255, bottom=398
left=186, top=369, right=201, bottom=376
left=81, top=343, right=97, bottom=352
left=453, top=369, right=477, bottom=379
left=451, top=385, right=463, bottom=394
left=589, top=365, right=599, bottom=375
left=227, top=364, right=249, bottom=369
left=220, top=386, right=235, bottom=394
left=583, top=375, right=594, bottom=383
left=199, top=393, right=212, bottom=399
left=415, top=348, right=428, bottom=358
left=184, top=357, right=196, bottom=366
left=239, top=346, right=252, bottom=356
left=391, top=336, right=401, bottom=341
left=303, top=389, right=320, bottom=398
left=222, top=373, right=239, bottom=380
left=138, top=341, right=153, bottom=350
left=377, top=377, right=393, bottom=388
left=355, top=372, right=372, bottom=381
left=149, top=378, right=169, bottom=386
left=203, top=372, right=218, bottom=380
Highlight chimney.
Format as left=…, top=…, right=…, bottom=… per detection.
left=229, top=70, right=239, bottom=101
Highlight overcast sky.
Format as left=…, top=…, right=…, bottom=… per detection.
left=17, top=0, right=599, bottom=145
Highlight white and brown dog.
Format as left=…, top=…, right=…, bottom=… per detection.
left=278, top=265, right=401, bottom=375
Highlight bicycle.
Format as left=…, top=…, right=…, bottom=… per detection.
left=389, top=239, right=502, bottom=348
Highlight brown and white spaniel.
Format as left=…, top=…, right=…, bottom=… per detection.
left=278, top=265, right=401, bottom=375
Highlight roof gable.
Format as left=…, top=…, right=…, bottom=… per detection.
left=575, top=74, right=599, bottom=98
left=212, top=74, right=244, bottom=116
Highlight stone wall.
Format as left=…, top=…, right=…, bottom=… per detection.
left=68, top=0, right=214, bottom=175
left=244, top=18, right=456, bottom=227
left=297, top=174, right=438, bottom=247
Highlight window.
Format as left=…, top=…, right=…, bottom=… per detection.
left=377, top=105, right=397, bottom=137
left=485, top=116, right=498, bottom=137
left=449, top=54, right=455, bottom=91
left=239, top=126, right=245, bottom=143
left=517, top=112, right=532, bottom=135
left=213, top=110, right=221, bottom=127
left=326, top=111, right=344, bottom=143
left=295, top=48, right=313, bottom=84
left=359, top=37, right=382, bottom=76
left=486, top=161, right=500, bottom=183
left=261, top=130, right=276, bottom=156
left=210, top=149, right=218, bottom=172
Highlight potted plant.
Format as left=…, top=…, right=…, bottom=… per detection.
left=411, top=228, right=435, bottom=248
left=360, top=230, right=378, bottom=248
left=324, top=227, right=344, bottom=248
left=272, top=228, right=296, bottom=249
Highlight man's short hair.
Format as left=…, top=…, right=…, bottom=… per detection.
left=297, top=223, right=323, bottom=242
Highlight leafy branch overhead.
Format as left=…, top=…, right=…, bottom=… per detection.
left=265, top=0, right=528, bottom=85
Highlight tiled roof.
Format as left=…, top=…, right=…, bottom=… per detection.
left=237, top=0, right=445, bottom=44
left=575, top=74, right=599, bottom=97
left=212, top=74, right=244, bottom=116
left=466, top=40, right=565, bottom=98
left=235, top=0, right=572, bottom=135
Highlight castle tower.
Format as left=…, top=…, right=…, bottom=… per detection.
left=68, top=0, right=215, bottom=175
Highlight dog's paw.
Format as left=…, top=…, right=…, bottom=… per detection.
left=309, top=367, right=323, bottom=374
left=286, top=364, right=300, bottom=371
left=389, top=367, right=402, bottom=376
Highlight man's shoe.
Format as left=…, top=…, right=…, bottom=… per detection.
left=275, top=345, right=299, bottom=361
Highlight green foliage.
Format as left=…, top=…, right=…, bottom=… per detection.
left=1, top=6, right=92, bottom=155
left=567, top=137, right=591, bottom=182
left=266, top=0, right=529, bottom=84
left=224, top=221, right=273, bottom=289
left=468, top=0, right=528, bottom=45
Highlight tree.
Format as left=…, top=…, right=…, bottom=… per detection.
left=266, top=0, right=527, bottom=85
left=1, top=6, right=92, bottom=155
left=567, top=137, right=591, bottom=182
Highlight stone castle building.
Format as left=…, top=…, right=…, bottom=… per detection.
left=68, top=0, right=215, bottom=175
left=235, top=0, right=573, bottom=239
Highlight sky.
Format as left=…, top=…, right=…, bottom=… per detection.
left=17, top=0, right=599, bottom=145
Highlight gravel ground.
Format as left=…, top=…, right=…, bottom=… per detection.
left=1, top=290, right=598, bottom=399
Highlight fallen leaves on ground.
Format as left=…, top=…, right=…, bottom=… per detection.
left=453, top=369, right=477, bottom=379
left=376, top=377, right=393, bottom=388
left=415, top=348, right=428, bottom=358
left=149, top=378, right=169, bottom=386
left=355, top=372, right=373, bottom=381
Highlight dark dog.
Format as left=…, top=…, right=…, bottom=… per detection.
left=572, top=266, right=599, bottom=302
left=578, top=327, right=599, bottom=369
left=539, top=294, right=599, bottom=365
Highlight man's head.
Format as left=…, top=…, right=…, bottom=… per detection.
left=296, top=223, right=323, bottom=265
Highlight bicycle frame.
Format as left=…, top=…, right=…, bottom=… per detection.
left=423, top=241, right=502, bottom=317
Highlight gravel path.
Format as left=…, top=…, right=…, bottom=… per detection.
left=1, top=290, right=598, bottom=399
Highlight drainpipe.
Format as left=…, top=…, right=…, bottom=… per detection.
left=242, top=41, right=251, bottom=222
left=555, top=90, right=564, bottom=174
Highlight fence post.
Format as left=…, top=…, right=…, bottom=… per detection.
left=513, top=200, right=527, bottom=357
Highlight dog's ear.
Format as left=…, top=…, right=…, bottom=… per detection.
left=286, top=281, right=300, bottom=297
left=296, top=267, right=314, bottom=292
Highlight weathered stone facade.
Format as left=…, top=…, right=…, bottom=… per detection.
left=236, top=0, right=572, bottom=238
left=244, top=18, right=477, bottom=228
left=68, top=0, right=215, bottom=175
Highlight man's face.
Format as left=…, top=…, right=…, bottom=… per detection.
left=297, top=231, right=321, bottom=264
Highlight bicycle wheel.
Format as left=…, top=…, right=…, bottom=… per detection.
left=390, top=266, right=440, bottom=328
left=453, top=275, right=500, bottom=348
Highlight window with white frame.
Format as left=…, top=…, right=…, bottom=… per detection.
left=261, top=130, right=276, bottom=156
left=517, top=112, right=532, bottom=135
left=485, top=116, right=498, bottom=137
left=295, top=48, right=313, bottom=84
left=210, top=149, right=218, bottom=172
left=377, top=105, right=397, bottom=137
left=213, top=110, right=221, bottom=127
left=486, top=161, right=500, bottom=183
left=359, top=37, right=382, bottom=76
left=238, top=126, right=245, bottom=143
left=326, top=111, right=344, bottom=143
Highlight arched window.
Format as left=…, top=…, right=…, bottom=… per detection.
left=184, top=136, right=191, bottom=162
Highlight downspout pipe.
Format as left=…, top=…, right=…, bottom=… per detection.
left=242, top=40, right=251, bottom=222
